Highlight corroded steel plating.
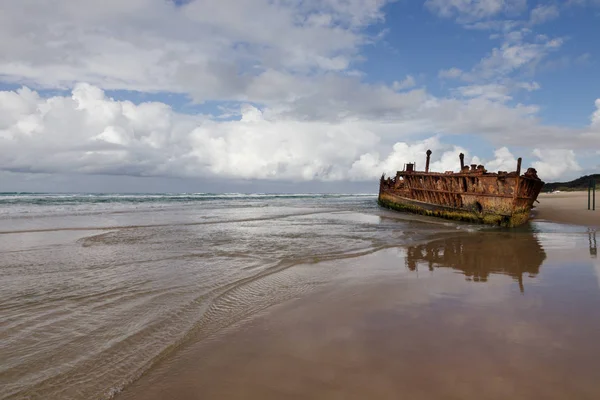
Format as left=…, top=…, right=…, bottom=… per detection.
left=378, top=150, right=545, bottom=227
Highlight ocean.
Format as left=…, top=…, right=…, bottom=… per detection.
left=1, top=193, right=599, bottom=399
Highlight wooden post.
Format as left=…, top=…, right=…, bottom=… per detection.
left=594, top=180, right=596, bottom=211
left=589, top=180, right=592, bottom=210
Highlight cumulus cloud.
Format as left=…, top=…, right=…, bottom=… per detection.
left=0, top=84, right=597, bottom=183
left=481, top=147, right=519, bottom=171
left=0, top=84, right=424, bottom=181
left=531, top=149, right=582, bottom=180
left=348, top=142, right=584, bottom=182
left=349, top=137, right=469, bottom=180
left=470, top=147, right=581, bottom=181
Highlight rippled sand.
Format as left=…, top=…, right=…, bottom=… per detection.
left=119, top=227, right=600, bottom=400
left=2, top=195, right=599, bottom=400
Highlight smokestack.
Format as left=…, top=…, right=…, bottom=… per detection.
left=425, top=149, right=432, bottom=172
left=459, top=153, right=465, bottom=170
left=516, top=157, right=522, bottom=176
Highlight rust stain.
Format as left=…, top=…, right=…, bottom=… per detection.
left=378, top=150, right=545, bottom=227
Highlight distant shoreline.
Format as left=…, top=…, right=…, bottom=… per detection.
left=543, top=189, right=598, bottom=193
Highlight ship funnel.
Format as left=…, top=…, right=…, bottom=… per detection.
left=459, top=153, right=465, bottom=170
left=516, top=157, right=522, bottom=176
left=425, top=149, right=432, bottom=172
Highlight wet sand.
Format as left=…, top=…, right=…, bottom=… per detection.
left=4, top=194, right=600, bottom=400
left=534, top=191, right=600, bottom=227
left=119, top=229, right=600, bottom=400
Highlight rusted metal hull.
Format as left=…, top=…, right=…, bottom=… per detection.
left=378, top=153, right=544, bottom=227
left=378, top=189, right=530, bottom=227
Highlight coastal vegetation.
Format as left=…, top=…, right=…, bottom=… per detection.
left=543, top=174, right=600, bottom=192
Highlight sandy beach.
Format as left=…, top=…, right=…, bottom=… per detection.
left=114, top=193, right=600, bottom=400
left=3, top=193, right=599, bottom=400
left=119, top=231, right=600, bottom=400
left=533, top=191, right=600, bottom=227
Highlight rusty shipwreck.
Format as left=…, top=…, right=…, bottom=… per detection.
left=378, top=150, right=544, bottom=227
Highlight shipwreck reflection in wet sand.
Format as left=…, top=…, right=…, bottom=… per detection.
left=405, top=231, right=546, bottom=292
left=117, top=225, right=600, bottom=400
left=590, top=229, right=597, bottom=258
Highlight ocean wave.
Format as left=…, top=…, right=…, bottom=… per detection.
left=0, top=192, right=377, bottom=205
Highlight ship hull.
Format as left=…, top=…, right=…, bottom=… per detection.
left=377, top=151, right=544, bottom=227
left=378, top=189, right=531, bottom=228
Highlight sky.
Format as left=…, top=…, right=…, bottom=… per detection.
left=0, top=0, right=599, bottom=193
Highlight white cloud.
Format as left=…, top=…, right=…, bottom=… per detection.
left=516, top=81, right=541, bottom=91
left=466, top=34, right=563, bottom=81
left=464, top=20, right=522, bottom=31
left=483, top=147, right=519, bottom=171
left=349, top=137, right=470, bottom=179
left=0, top=84, right=596, bottom=183
left=392, top=75, right=416, bottom=91
left=437, top=27, right=562, bottom=107
left=0, top=84, right=426, bottom=181
left=348, top=140, right=586, bottom=181
left=448, top=81, right=540, bottom=103
left=453, top=84, right=512, bottom=101
left=438, top=31, right=562, bottom=94
left=531, top=149, right=582, bottom=180
left=244, top=71, right=430, bottom=121
left=0, top=0, right=391, bottom=100
left=425, top=0, right=527, bottom=22
left=592, top=99, right=600, bottom=126
left=430, top=0, right=563, bottom=110
left=467, top=147, right=582, bottom=180
left=530, top=5, right=560, bottom=25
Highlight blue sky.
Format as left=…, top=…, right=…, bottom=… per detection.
left=0, top=0, right=598, bottom=192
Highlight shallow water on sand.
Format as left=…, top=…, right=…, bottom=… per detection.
left=119, top=225, right=600, bottom=400
left=1, top=194, right=599, bottom=399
